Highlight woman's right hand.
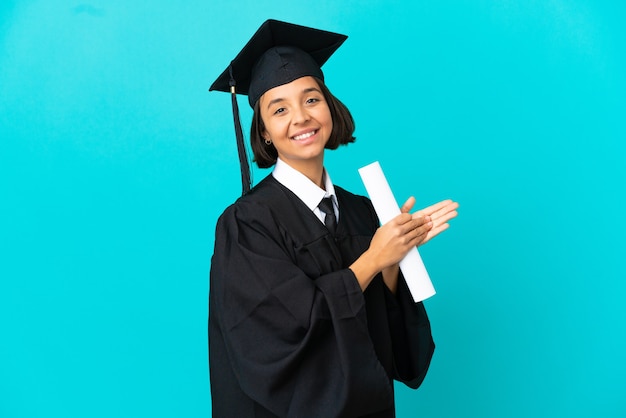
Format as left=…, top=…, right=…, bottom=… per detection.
left=349, top=209, right=432, bottom=291
left=367, top=211, right=433, bottom=271
left=350, top=196, right=458, bottom=291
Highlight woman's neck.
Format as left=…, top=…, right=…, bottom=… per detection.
left=285, top=157, right=325, bottom=189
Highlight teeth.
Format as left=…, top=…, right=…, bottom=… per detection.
left=292, top=130, right=316, bottom=141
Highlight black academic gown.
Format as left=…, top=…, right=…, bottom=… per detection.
left=209, top=175, right=434, bottom=418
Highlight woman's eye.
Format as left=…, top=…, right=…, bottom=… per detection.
left=306, top=97, right=319, bottom=104
left=273, top=107, right=286, bottom=115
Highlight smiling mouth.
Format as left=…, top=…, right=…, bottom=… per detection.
left=291, top=130, right=317, bottom=141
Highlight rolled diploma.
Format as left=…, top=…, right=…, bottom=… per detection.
left=358, top=161, right=436, bottom=302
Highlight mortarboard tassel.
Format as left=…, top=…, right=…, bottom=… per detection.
left=229, top=65, right=252, bottom=195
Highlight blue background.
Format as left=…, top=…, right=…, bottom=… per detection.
left=1, top=1, right=625, bottom=417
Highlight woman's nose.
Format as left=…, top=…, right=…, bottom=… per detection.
left=292, top=105, right=310, bottom=124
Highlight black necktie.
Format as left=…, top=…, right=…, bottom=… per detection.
left=318, top=197, right=337, bottom=235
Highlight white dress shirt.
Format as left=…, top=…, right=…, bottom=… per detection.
left=272, top=158, right=339, bottom=225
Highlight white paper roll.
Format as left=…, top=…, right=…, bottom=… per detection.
left=358, top=161, right=436, bottom=302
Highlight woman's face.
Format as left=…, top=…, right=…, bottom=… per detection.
left=259, top=76, right=333, bottom=170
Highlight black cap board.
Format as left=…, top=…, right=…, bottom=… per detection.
left=210, top=20, right=348, bottom=195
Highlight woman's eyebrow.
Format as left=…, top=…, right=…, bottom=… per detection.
left=303, top=87, right=321, bottom=94
left=266, top=97, right=285, bottom=110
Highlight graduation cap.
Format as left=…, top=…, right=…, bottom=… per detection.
left=210, top=19, right=348, bottom=195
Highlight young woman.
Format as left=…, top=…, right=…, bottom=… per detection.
left=209, top=20, right=458, bottom=418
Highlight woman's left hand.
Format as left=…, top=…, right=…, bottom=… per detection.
left=400, top=197, right=459, bottom=246
left=379, top=197, right=458, bottom=293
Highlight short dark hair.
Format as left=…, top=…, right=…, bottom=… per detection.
left=250, top=77, right=356, bottom=168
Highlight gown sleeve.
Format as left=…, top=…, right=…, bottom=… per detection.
left=362, top=195, right=435, bottom=390
left=383, top=277, right=435, bottom=388
left=209, top=200, right=394, bottom=417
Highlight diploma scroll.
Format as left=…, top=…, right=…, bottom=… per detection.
left=358, top=161, right=436, bottom=302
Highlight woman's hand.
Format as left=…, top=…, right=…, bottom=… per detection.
left=402, top=197, right=459, bottom=246
left=350, top=210, right=432, bottom=291
left=367, top=211, right=433, bottom=270
left=350, top=197, right=458, bottom=292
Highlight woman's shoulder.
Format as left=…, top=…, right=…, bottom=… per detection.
left=334, top=184, right=368, bottom=202
left=231, top=175, right=289, bottom=211
left=335, top=185, right=374, bottom=211
left=218, top=175, right=296, bottom=226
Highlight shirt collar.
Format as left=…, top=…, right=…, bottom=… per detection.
left=272, top=158, right=337, bottom=212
